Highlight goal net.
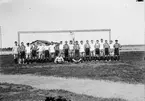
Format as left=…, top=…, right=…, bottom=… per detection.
left=18, top=29, right=111, bottom=44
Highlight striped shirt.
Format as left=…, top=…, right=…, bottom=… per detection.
left=20, top=45, right=26, bottom=52
left=114, top=43, right=121, bottom=48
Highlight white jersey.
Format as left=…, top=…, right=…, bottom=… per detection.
left=26, top=46, right=31, bottom=53
left=100, top=42, right=104, bottom=50
left=13, top=45, right=18, bottom=54
left=59, top=44, right=63, bottom=50
left=69, top=44, right=74, bottom=50
left=44, top=45, right=50, bottom=51
left=90, top=43, right=95, bottom=51
left=38, top=46, right=44, bottom=52
left=95, top=43, right=100, bottom=49
left=50, top=45, right=55, bottom=53
left=110, top=43, right=114, bottom=49
left=80, top=44, right=84, bottom=52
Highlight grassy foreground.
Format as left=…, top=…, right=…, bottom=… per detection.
left=0, top=82, right=127, bottom=101
left=0, top=51, right=145, bottom=84
left=1, top=61, right=145, bottom=84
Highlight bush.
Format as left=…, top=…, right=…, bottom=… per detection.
left=45, top=96, right=69, bottom=101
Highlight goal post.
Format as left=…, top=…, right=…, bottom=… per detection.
left=18, top=29, right=111, bottom=45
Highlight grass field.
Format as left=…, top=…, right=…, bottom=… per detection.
left=0, top=82, right=127, bottom=101
left=0, top=51, right=145, bottom=84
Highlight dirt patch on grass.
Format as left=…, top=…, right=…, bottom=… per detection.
left=0, top=83, right=127, bottom=101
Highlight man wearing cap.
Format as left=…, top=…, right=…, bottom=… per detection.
left=103, top=40, right=110, bottom=61
left=114, top=40, right=121, bottom=61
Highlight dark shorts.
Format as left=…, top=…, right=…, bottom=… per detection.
left=85, top=48, right=90, bottom=56
left=64, top=49, right=69, bottom=57
left=95, top=48, right=100, bottom=55
left=114, top=48, right=119, bottom=55
left=105, top=48, right=109, bottom=55
left=75, top=50, right=80, bottom=57
left=55, top=50, right=59, bottom=56
left=32, top=50, right=37, bottom=57
left=45, top=50, right=49, bottom=58
left=20, top=51, right=25, bottom=59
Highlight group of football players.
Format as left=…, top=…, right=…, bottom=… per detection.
left=12, top=39, right=121, bottom=64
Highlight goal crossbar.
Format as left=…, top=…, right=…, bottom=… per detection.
left=18, top=29, right=111, bottom=45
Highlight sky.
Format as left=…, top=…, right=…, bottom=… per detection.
left=0, top=0, right=144, bottom=48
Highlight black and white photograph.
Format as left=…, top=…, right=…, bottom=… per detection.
left=0, top=0, right=145, bottom=101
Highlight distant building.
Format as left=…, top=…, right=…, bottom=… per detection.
left=31, top=40, right=58, bottom=46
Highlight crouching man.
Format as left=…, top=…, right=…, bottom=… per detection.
left=72, top=56, right=82, bottom=64
left=54, top=54, right=64, bottom=64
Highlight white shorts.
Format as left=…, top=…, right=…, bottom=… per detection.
left=26, top=53, right=31, bottom=58
left=13, top=53, right=18, bottom=59
left=80, top=49, right=84, bottom=53
left=38, top=51, right=43, bottom=55
left=50, top=50, right=55, bottom=53
left=90, top=48, right=94, bottom=52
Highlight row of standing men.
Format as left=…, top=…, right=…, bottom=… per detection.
left=13, top=39, right=121, bottom=64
